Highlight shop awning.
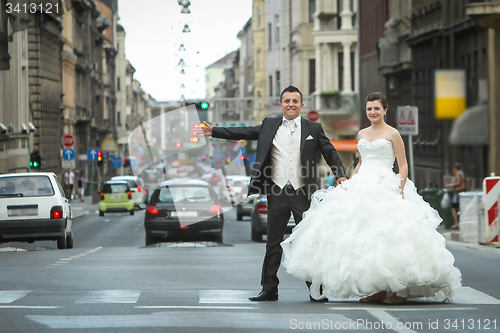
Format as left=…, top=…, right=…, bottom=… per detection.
left=330, top=140, right=359, bottom=151
left=449, top=104, right=488, bottom=145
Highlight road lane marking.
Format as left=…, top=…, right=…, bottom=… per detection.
left=26, top=312, right=357, bottom=329
left=199, top=290, right=255, bottom=304
left=452, top=286, right=500, bottom=304
left=0, top=305, right=61, bottom=309
left=134, top=306, right=258, bottom=310
left=75, top=290, right=141, bottom=304
left=0, top=290, right=32, bottom=303
left=366, top=308, right=418, bottom=333
left=328, top=307, right=479, bottom=311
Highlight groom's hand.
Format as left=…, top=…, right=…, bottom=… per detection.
left=336, top=177, right=347, bottom=185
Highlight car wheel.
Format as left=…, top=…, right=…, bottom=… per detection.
left=99, top=210, right=104, bottom=216
left=130, top=210, right=134, bottom=216
left=251, top=228, right=262, bottom=242
left=57, top=234, right=67, bottom=249
left=145, top=234, right=155, bottom=246
left=236, top=212, right=243, bottom=221
left=66, top=230, right=74, bottom=249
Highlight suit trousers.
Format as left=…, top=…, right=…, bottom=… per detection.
left=261, top=183, right=310, bottom=291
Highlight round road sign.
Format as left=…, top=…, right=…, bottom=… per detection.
left=61, top=134, right=75, bottom=147
left=308, top=110, right=319, bottom=122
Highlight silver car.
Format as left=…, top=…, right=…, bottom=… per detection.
left=250, top=195, right=295, bottom=242
left=111, top=176, right=148, bottom=209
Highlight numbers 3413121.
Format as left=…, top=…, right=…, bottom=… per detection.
left=5, top=2, right=61, bottom=14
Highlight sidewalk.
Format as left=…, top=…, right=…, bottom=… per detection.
left=69, top=195, right=96, bottom=220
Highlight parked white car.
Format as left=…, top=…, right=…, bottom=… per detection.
left=111, top=176, right=148, bottom=209
left=0, top=172, right=73, bottom=249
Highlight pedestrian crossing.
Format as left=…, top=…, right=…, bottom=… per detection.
left=1, top=287, right=499, bottom=331
left=1, top=286, right=499, bottom=306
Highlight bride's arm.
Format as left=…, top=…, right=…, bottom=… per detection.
left=350, top=158, right=361, bottom=179
left=350, top=131, right=363, bottom=179
left=392, top=131, right=409, bottom=194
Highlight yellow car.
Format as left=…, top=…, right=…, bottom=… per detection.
left=98, top=181, right=135, bottom=216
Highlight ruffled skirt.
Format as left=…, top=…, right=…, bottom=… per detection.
left=280, top=167, right=462, bottom=301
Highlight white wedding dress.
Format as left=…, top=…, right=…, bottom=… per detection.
left=281, top=138, right=462, bottom=301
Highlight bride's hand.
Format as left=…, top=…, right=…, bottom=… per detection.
left=398, top=188, right=404, bottom=199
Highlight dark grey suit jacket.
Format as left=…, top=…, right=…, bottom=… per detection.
left=212, top=117, right=346, bottom=198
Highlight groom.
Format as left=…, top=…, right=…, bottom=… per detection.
left=195, top=86, right=347, bottom=301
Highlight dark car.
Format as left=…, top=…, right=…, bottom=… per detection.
left=251, top=195, right=295, bottom=242
left=236, top=194, right=259, bottom=220
left=144, top=180, right=224, bottom=245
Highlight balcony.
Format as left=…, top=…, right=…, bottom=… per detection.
left=318, top=92, right=357, bottom=116
left=466, top=0, right=500, bottom=29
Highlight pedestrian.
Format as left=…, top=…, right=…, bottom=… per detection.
left=64, top=169, right=75, bottom=200
left=445, top=163, right=466, bottom=229
left=280, top=92, right=462, bottom=304
left=77, top=172, right=86, bottom=202
left=195, top=85, right=347, bottom=302
left=325, top=172, right=334, bottom=189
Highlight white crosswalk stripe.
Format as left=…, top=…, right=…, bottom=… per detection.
left=0, top=290, right=32, bottom=303
left=75, top=290, right=141, bottom=303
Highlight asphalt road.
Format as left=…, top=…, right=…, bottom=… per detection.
left=0, top=204, right=499, bottom=333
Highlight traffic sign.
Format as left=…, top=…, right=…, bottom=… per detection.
left=61, top=134, right=75, bottom=147
left=111, top=157, right=122, bottom=169
left=88, top=148, right=99, bottom=161
left=62, top=160, right=75, bottom=168
left=63, top=148, right=75, bottom=161
left=308, top=110, right=319, bottom=122
left=397, top=106, right=419, bottom=136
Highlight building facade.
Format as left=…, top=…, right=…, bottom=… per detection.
left=0, top=8, right=31, bottom=173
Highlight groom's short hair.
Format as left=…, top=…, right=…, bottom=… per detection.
left=280, top=86, right=303, bottom=103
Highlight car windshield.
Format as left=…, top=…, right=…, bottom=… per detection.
left=112, top=178, right=137, bottom=188
left=157, top=186, right=211, bottom=203
left=103, top=184, right=128, bottom=194
left=0, top=176, right=55, bottom=197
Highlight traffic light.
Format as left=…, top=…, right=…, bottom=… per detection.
left=200, top=102, right=209, bottom=110
left=30, top=150, right=41, bottom=169
left=97, top=151, right=103, bottom=167
left=123, top=157, right=130, bottom=168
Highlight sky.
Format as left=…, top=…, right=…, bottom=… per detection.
left=118, top=0, right=253, bottom=102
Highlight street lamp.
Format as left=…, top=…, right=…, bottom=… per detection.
left=182, top=24, right=190, bottom=33
left=179, top=44, right=186, bottom=51
left=179, top=0, right=190, bottom=5
left=181, top=6, right=190, bottom=14
left=178, top=59, right=185, bottom=66
left=180, top=69, right=186, bottom=74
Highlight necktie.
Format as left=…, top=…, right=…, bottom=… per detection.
left=288, top=120, right=295, bottom=134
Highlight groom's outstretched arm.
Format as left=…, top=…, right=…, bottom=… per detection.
left=212, top=118, right=267, bottom=141
left=317, top=126, right=347, bottom=179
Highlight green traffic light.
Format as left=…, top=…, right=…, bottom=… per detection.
left=200, top=102, right=209, bottom=110
left=33, top=162, right=38, bottom=167
left=30, top=162, right=33, bottom=167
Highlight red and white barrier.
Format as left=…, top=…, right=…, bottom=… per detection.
left=483, top=175, right=500, bottom=243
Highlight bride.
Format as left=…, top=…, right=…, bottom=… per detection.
left=281, top=92, right=462, bottom=304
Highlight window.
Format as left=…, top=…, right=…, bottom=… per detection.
left=309, top=0, right=316, bottom=23
left=269, top=75, right=273, bottom=96
left=0, top=176, right=55, bottom=197
left=117, top=77, right=121, bottom=91
left=268, top=23, right=272, bottom=49
left=103, top=184, right=128, bottom=194
left=309, top=59, right=316, bottom=94
left=117, top=111, right=121, bottom=125
left=117, top=42, right=120, bottom=54
left=256, top=49, right=261, bottom=71
left=158, top=186, right=211, bottom=203
left=275, top=15, right=280, bottom=43
left=257, top=7, right=261, bottom=27
left=275, top=71, right=280, bottom=97
left=338, top=51, right=355, bottom=91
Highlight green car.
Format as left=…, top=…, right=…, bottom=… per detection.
left=99, top=181, right=135, bottom=216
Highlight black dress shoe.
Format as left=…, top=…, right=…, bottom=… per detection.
left=249, top=289, right=278, bottom=301
left=310, top=295, right=329, bottom=302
